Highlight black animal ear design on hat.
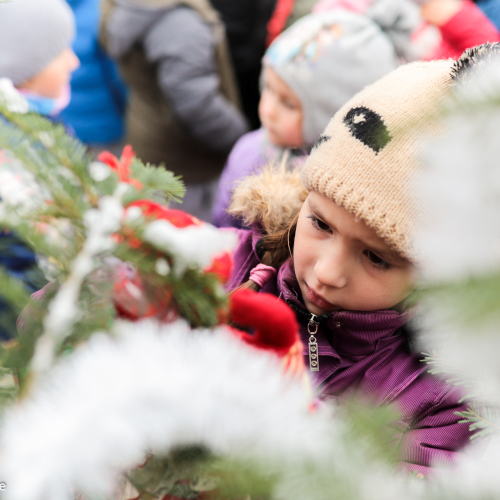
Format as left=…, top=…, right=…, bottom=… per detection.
left=312, top=134, right=331, bottom=150
left=343, top=106, right=392, bottom=154
left=451, top=42, right=500, bottom=84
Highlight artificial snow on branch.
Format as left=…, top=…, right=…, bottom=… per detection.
left=143, top=220, right=237, bottom=274
left=0, top=319, right=335, bottom=500
left=30, top=195, right=124, bottom=377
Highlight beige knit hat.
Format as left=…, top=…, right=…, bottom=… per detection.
left=301, top=57, right=459, bottom=260
left=228, top=45, right=499, bottom=262
left=302, top=44, right=500, bottom=259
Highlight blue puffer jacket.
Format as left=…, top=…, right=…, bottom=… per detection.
left=476, top=0, right=500, bottom=31
left=59, top=0, right=127, bottom=146
left=0, top=231, right=46, bottom=340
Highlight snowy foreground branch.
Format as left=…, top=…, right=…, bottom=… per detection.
left=0, top=320, right=339, bottom=500
left=30, top=195, right=123, bottom=376
left=3, top=318, right=496, bottom=500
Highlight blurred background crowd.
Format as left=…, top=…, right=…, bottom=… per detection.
left=2, top=0, right=500, bottom=224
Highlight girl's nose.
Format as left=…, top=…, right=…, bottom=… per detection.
left=259, top=92, right=277, bottom=121
left=315, top=246, right=349, bottom=290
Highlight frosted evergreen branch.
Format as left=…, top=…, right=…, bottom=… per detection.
left=0, top=320, right=407, bottom=500
left=423, top=351, right=500, bottom=441
left=0, top=107, right=100, bottom=207
left=0, top=80, right=28, bottom=113
left=30, top=196, right=123, bottom=376
left=0, top=124, right=92, bottom=235
left=414, top=272, right=500, bottom=330
left=421, top=349, right=481, bottom=401
left=0, top=366, right=17, bottom=415
left=456, top=406, right=500, bottom=440
left=129, top=160, right=185, bottom=203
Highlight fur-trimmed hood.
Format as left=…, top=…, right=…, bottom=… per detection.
left=228, top=163, right=307, bottom=237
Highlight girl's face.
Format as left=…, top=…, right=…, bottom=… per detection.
left=293, top=192, right=415, bottom=315
left=18, top=48, right=79, bottom=99
left=259, top=66, right=304, bottom=148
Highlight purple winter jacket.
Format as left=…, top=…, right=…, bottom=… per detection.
left=212, top=128, right=307, bottom=228
left=228, top=228, right=475, bottom=475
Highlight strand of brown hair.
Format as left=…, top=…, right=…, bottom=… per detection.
left=231, top=212, right=300, bottom=295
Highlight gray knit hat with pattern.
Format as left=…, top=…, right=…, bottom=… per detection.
left=264, top=10, right=401, bottom=147
left=0, top=0, right=75, bottom=85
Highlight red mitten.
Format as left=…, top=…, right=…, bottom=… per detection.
left=228, top=288, right=306, bottom=379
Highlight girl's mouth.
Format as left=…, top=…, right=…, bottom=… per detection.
left=305, top=285, right=338, bottom=312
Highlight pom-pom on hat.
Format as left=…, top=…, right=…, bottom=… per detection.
left=301, top=44, right=500, bottom=260
left=0, top=0, right=75, bottom=85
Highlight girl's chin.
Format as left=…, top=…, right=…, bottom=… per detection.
left=267, top=131, right=284, bottom=147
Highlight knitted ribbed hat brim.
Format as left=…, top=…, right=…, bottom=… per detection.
left=301, top=59, right=453, bottom=260
left=0, top=0, right=75, bottom=85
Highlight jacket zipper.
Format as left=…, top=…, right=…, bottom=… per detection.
left=283, top=299, right=333, bottom=372
left=308, top=314, right=320, bottom=371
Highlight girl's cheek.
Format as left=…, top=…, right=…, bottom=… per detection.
left=404, top=274, right=417, bottom=296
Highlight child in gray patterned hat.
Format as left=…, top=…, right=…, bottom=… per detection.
left=0, top=0, right=79, bottom=117
left=213, top=9, right=414, bottom=228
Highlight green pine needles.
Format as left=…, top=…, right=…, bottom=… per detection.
left=0, top=104, right=229, bottom=397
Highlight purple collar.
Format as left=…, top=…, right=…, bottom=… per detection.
left=276, top=259, right=411, bottom=357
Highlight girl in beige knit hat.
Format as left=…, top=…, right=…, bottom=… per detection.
left=212, top=7, right=416, bottom=228
left=225, top=45, right=500, bottom=473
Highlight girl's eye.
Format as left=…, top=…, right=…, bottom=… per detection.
left=308, top=214, right=330, bottom=232
left=282, top=99, right=298, bottom=110
left=261, top=83, right=273, bottom=95
left=364, top=250, right=391, bottom=271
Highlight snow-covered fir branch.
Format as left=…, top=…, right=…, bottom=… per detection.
left=0, top=79, right=29, bottom=114
left=143, top=220, right=237, bottom=273
left=1, top=319, right=339, bottom=500
left=416, top=54, right=500, bottom=283
left=414, top=53, right=500, bottom=411
left=30, top=195, right=123, bottom=376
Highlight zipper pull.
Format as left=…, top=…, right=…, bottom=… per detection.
left=308, top=314, right=319, bottom=372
